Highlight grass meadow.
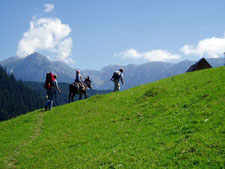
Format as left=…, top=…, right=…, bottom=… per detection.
left=0, top=66, right=225, bottom=168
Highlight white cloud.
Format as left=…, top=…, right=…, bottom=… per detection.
left=17, top=17, right=73, bottom=63
left=44, top=4, right=55, bottom=13
left=181, top=36, right=225, bottom=58
left=143, top=50, right=181, bottom=61
left=115, top=49, right=181, bottom=62
left=115, top=49, right=141, bottom=59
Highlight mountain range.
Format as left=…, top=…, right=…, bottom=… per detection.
left=1, top=52, right=224, bottom=90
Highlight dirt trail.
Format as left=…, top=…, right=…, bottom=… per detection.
left=6, top=110, right=46, bottom=169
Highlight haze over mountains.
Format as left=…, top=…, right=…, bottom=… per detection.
left=0, top=52, right=224, bottom=90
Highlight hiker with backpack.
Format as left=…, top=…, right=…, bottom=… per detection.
left=111, top=68, right=124, bottom=92
left=44, top=73, right=61, bottom=111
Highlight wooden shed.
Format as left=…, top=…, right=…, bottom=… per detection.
left=186, top=58, right=212, bottom=72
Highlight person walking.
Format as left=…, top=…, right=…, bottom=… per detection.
left=45, top=73, right=61, bottom=111
left=111, top=68, right=124, bottom=92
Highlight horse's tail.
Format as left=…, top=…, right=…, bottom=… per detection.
left=68, top=84, right=71, bottom=103
left=69, top=83, right=73, bottom=93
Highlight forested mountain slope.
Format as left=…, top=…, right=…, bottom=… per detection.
left=0, top=66, right=44, bottom=121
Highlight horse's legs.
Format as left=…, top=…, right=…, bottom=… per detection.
left=79, top=94, right=82, bottom=100
left=84, top=92, right=87, bottom=99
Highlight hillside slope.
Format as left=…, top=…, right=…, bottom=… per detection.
left=0, top=67, right=225, bottom=168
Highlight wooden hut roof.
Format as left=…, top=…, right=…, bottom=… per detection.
left=186, top=58, right=212, bottom=72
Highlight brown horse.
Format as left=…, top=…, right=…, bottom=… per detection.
left=68, top=76, right=92, bottom=102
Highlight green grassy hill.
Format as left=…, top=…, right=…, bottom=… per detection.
left=1, top=67, right=225, bottom=169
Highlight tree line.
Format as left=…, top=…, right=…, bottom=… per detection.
left=0, top=66, right=45, bottom=121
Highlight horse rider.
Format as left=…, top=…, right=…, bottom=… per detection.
left=75, top=70, right=84, bottom=90
left=45, top=74, right=61, bottom=111
left=111, top=68, right=124, bottom=92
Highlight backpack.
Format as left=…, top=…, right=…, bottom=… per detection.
left=44, top=72, right=55, bottom=89
left=112, top=71, right=121, bottom=79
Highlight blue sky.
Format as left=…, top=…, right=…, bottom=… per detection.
left=1, top=0, right=225, bottom=70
